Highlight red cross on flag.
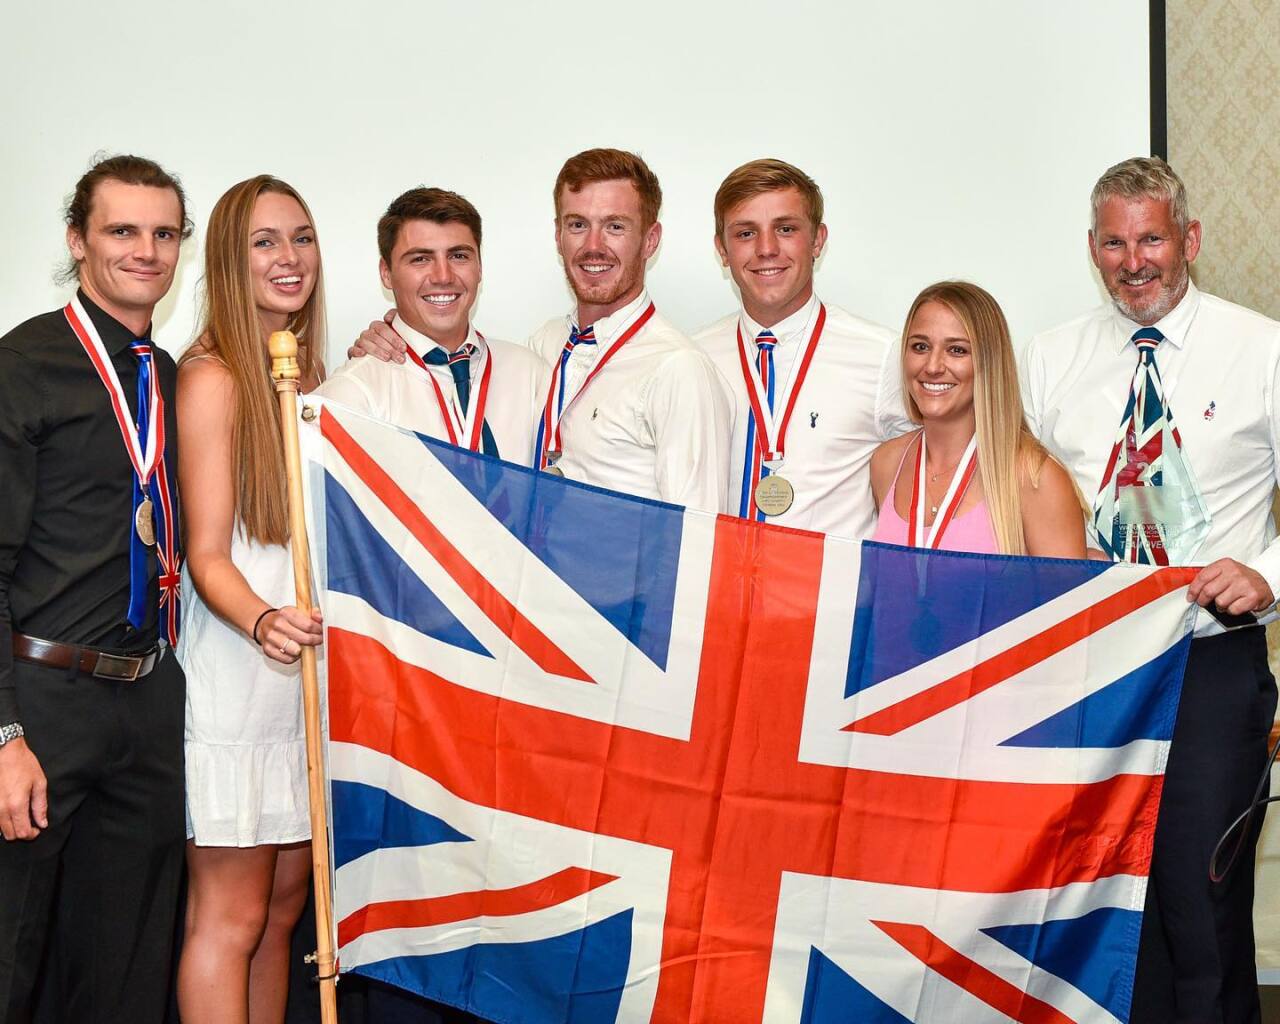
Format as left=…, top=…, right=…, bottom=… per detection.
left=305, top=403, right=1196, bottom=1024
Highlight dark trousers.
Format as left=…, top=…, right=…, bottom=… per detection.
left=0, top=650, right=186, bottom=1024
left=1130, top=627, right=1277, bottom=1024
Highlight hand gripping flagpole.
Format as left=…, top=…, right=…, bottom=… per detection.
left=270, top=331, right=339, bottom=1024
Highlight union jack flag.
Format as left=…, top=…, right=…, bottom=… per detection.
left=302, top=403, right=1197, bottom=1024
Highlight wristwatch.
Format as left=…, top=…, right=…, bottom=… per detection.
left=0, top=722, right=24, bottom=747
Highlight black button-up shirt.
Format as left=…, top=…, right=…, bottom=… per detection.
left=0, top=290, right=180, bottom=722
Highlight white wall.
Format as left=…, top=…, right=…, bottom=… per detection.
left=2, top=0, right=1149, bottom=357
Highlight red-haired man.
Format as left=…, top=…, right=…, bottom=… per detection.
left=525, top=148, right=731, bottom=510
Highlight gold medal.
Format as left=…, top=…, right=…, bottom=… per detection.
left=544, top=451, right=565, bottom=477
left=544, top=465, right=565, bottom=478
left=755, top=474, right=795, bottom=517
left=135, top=497, right=156, bottom=546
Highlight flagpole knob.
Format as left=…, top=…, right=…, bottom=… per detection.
left=270, top=330, right=301, bottom=386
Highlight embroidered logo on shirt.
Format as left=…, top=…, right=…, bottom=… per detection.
left=592, top=408, right=599, bottom=420
left=810, top=412, right=819, bottom=428
left=1204, top=401, right=1216, bottom=421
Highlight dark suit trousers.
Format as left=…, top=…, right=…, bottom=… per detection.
left=0, top=651, right=185, bottom=1024
left=1130, top=627, right=1277, bottom=1024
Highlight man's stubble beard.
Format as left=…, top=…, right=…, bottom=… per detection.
left=1111, top=260, right=1190, bottom=325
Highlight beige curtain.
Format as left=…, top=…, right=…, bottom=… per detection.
left=1167, top=0, right=1280, bottom=978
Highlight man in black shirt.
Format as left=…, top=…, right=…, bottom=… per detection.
left=0, top=154, right=191, bottom=1022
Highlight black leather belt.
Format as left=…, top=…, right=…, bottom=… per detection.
left=12, top=633, right=161, bottom=681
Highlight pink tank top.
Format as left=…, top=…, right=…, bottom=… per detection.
left=871, top=437, right=1001, bottom=554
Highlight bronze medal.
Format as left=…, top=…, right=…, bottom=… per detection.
left=135, top=497, right=156, bottom=546
left=755, top=474, right=795, bottom=517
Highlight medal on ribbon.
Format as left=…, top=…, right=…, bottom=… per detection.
left=65, top=297, right=181, bottom=643
left=735, top=304, right=826, bottom=519
left=135, top=498, right=156, bottom=546
left=754, top=474, right=795, bottom=516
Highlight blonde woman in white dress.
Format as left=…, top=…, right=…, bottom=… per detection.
left=176, top=175, right=326, bottom=1024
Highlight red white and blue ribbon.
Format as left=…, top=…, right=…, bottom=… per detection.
left=535, top=301, right=655, bottom=470
left=735, top=303, right=826, bottom=519
left=65, top=298, right=181, bottom=643
left=67, top=297, right=162, bottom=482
left=406, top=335, right=494, bottom=453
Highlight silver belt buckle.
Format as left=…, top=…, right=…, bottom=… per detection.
left=93, top=652, right=144, bottom=681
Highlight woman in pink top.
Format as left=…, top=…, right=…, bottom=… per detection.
left=870, top=281, right=1085, bottom=557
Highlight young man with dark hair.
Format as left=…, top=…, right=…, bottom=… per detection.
left=320, top=186, right=548, bottom=461
left=0, top=152, right=190, bottom=1021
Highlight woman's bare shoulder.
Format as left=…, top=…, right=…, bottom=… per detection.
left=870, top=430, right=917, bottom=505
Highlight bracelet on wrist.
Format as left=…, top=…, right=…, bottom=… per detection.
left=252, top=607, right=278, bottom=646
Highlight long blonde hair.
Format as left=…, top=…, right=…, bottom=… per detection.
left=900, top=281, right=1052, bottom=556
left=184, top=175, right=326, bottom=545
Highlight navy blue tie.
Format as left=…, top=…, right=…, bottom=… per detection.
left=425, top=344, right=498, bottom=457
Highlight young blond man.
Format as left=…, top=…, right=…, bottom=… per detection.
left=694, top=159, right=911, bottom=535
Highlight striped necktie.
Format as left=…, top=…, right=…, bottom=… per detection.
left=557, top=323, right=597, bottom=411
left=755, top=330, right=777, bottom=412
left=739, top=329, right=778, bottom=521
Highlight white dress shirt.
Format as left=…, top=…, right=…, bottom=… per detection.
left=318, top=316, right=549, bottom=465
left=526, top=291, right=733, bottom=512
left=694, top=295, right=912, bottom=539
left=1022, top=282, right=1280, bottom=633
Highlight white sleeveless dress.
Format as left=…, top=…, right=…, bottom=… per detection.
left=178, top=529, right=311, bottom=846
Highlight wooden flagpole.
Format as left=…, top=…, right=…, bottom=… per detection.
left=270, top=330, right=339, bottom=1023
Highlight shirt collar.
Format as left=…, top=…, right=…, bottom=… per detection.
left=741, top=293, right=820, bottom=346
left=77, top=288, right=152, bottom=353
left=393, top=314, right=484, bottom=362
left=1110, top=281, right=1200, bottom=352
left=571, top=289, right=650, bottom=343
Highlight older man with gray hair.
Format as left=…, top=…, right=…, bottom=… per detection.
left=1022, top=156, right=1279, bottom=1023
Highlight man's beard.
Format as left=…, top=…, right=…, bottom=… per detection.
left=1110, top=261, right=1189, bottom=324
left=566, top=262, right=640, bottom=312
